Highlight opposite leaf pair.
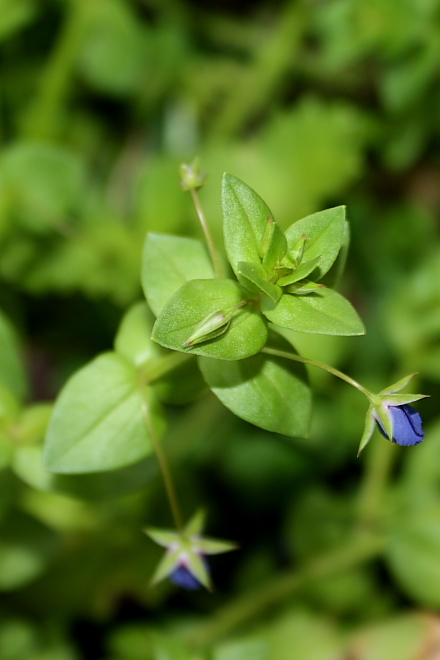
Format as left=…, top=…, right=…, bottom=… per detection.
left=146, top=174, right=365, bottom=363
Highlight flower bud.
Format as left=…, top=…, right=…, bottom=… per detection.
left=183, top=309, right=232, bottom=348
left=180, top=158, right=207, bottom=191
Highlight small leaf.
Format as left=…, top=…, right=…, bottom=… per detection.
left=114, top=302, right=161, bottom=367
left=357, top=405, right=375, bottom=456
left=260, top=217, right=288, bottom=271
left=261, top=288, right=365, bottom=336
left=285, top=207, right=346, bottom=279
left=144, top=528, right=179, bottom=548
left=222, top=174, right=272, bottom=275
left=381, top=373, right=418, bottom=394
left=237, top=261, right=282, bottom=302
left=198, top=334, right=311, bottom=437
left=142, top=233, right=215, bottom=316
left=277, top=257, right=321, bottom=286
left=44, top=353, right=165, bottom=473
left=184, top=510, right=206, bottom=536
left=152, top=279, right=268, bottom=360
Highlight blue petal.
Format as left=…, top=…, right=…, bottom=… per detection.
left=170, top=566, right=202, bottom=590
left=377, top=404, right=424, bottom=447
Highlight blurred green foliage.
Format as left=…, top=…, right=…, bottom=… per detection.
left=0, top=0, right=440, bottom=658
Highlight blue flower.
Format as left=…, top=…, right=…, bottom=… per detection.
left=170, top=565, right=203, bottom=590
left=357, top=374, right=428, bottom=455
left=375, top=403, right=424, bottom=446
left=145, top=510, right=236, bottom=590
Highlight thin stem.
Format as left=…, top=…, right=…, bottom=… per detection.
left=185, top=532, right=384, bottom=647
left=189, top=188, right=223, bottom=278
left=141, top=397, right=183, bottom=532
left=261, top=347, right=373, bottom=400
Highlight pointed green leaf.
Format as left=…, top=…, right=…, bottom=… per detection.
left=198, top=335, right=311, bottom=437
left=260, top=218, right=288, bottom=271
left=144, top=527, right=180, bottom=548
left=381, top=373, right=418, bottom=394
left=237, top=262, right=282, bottom=302
left=44, top=353, right=165, bottom=473
left=261, top=288, right=365, bottom=336
left=375, top=403, right=393, bottom=441
left=285, top=207, right=346, bottom=279
left=187, top=550, right=211, bottom=589
left=142, top=234, right=215, bottom=316
left=321, top=220, right=350, bottom=287
left=150, top=549, right=181, bottom=585
left=184, top=510, right=206, bottom=537
left=152, top=279, right=268, bottom=360
left=382, top=394, right=428, bottom=405
left=114, top=302, right=161, bottom=367
left=357, top=405, right=375, bottom=456
left=222, top=174, right=272, bottom=274
left=195, top=538, right=237, bottom=555
left=277, top=257, right=321, bottom=286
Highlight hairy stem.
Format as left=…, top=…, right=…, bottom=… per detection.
left=141, top=396, right=183, bottom=532
left=189, top=188, right=223, bottom=279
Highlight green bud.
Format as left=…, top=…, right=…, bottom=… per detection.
left=285, top=280, right=326, bottom=295
left=285, top=234, right=307, bottom=267
left=180, top=158, right=207, bottom=191
left=259, top=217, right=287, bottom=271
left=183, top=309, right=232, bottom=347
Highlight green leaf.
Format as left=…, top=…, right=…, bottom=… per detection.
left=145, top=528, right=179, bottom=548
left=152, top=279, right=268, bottom=360
left=260, top=217, right=288, bottom=271
left=285, top=207, right=346, bottom=279
left=114, top=302, right=161, bottom=367
left=277, top=257, right=321, bottom=286
left=222, top=174, right=273, bottom=275
left=142, top=233, right=215, bottom=316
left=237, top=261, right=282, bottom=302
left=261, top=288, right=365, bottom=336
left=44, top=353, right=165, bottom=473
left=199, top=334, right=311, bottom=437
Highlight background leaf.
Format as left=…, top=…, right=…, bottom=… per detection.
left=142, top=234, right=215, bottom=316
left=44, top=353, right=164, bottom=473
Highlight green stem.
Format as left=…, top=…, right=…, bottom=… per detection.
left=261, top=347, right=374, bottom=400
left=24, top=0, right=89, bottom=140
left=141, top=395, right=183, bottom=532
left=186, top=532, right=384, bottom=647
left=189, top=188, right=223, bottom=279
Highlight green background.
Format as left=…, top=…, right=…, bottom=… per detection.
left=0, top=0, right=440, bottom=658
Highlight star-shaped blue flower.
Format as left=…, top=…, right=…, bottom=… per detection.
left=144, top=511, right=236, bottom=590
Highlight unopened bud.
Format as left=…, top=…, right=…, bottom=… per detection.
left=180, top=158, right=207, bottom=191
left=183, top=309, right=232, bottom=347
